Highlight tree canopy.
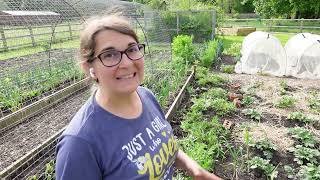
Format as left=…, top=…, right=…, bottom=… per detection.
left=125, top=0, right=320, bottom=18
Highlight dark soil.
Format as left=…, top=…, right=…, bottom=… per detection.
left=0, top=88, right=90, bottom=172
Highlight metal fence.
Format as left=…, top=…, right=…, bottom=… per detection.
left=223, top=18, right=320, bottom=34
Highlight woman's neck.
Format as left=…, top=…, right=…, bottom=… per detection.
left=95, top=88, right=142, bottom=119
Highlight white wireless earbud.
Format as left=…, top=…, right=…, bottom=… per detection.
left=89, top=68, right=95, bottom=78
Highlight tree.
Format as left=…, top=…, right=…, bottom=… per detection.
left=252, top=0, right=320, bottom=18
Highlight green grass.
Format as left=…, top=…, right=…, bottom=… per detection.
left=221, top=32, right=295, bottom=50
left=0, top=39, right=80, bottom=60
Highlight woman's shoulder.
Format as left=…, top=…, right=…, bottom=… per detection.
left=62, top=96, right=98, bottom=138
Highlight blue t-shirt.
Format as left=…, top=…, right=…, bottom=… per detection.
left=55, top=86, right=178, bottom=180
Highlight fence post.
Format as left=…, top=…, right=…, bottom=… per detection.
left=51, top=25, right=56, bottom=43
left=0, top=27, right=8, bottom=51
left=300, top=19, right=304, bottom=33
left=28, top=26, right=36, bottom=47
left=211, top=10, right=216, bottom=40
left=176, top=12, right=179, bottom=35
left=68, top=22, right=72, bottom=40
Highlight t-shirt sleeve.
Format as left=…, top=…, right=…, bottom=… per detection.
left=55, top=135, right=101, bottom=180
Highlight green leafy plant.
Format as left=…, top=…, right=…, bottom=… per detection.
left=202, top=87, right=227, bottom=100
left=284, top=165, right=295, bottom=179
left=289, top=127, right=318, bottom=147
left=242, top=95, right=254, bottom=106
left=276, top=95, right=296, bottom=108
left=288, top=145, right=320, bottom=165
left=308, top=91, right=320, bottom=113
left=242, top=108, right=262, bottom=121
left=287, top=112, right=314, bottom=124
left=172, top=35, right=194, bottom=64
left=250, top=139, right=277, bottom=159
left=211, top=98, right=236, bottom=116
left=223, top=42, right=241, bottom=57
left=220, top=64, right=235, bottom=74
left=297, top=163, right=320, bottom=179
left=27, top=175, right=38, bottom=180
left=45, top=160, right=55, bottom=180
left=197, top=73, right=228, bottom=87
left=248, top=156, right=278, bottom=180
left=279, top=80, right=289, bottom=95
left=200, top=39, right=219, bottom=68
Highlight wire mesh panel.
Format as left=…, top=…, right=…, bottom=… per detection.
left=0, top=1, right=188, bottom=179
left=160, top=10, right=216, bottom=42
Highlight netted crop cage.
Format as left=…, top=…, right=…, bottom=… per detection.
left=0, top=0, right=189, bottom=179
left=159, top=10, right=216, bottom=43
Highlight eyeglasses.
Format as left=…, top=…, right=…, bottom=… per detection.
left=93, top=43, right=145, bottom=67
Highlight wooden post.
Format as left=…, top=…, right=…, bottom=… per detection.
left=28, top=26, right=36, bottom=47
left=0, top=27, right=8, bottom=51
left=300, top=19, right=304, bottom=33
left=68, top=22, right=72, bottom=40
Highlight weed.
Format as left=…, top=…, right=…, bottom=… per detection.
left=276, top=95, right=296, bottom=108
left=242, top=109, right=262, bottom=121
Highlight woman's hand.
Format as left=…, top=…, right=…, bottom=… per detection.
left=175, top=150, right=223, bottom=180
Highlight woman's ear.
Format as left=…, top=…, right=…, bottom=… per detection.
left=89, top=68, right=96, bottom=78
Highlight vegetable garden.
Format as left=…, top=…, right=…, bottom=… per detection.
left=1, top=0, right=320, bottom=179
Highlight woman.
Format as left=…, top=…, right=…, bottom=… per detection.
left=55, top=14, right=222, bottom=180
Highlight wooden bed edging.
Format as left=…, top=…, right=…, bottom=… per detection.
left=165, top=66, right=195, bottom=120
left=0, top=78, right=90, bottom=131
left=0, top=128, right=65, bottom=179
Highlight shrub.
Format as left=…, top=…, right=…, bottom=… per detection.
left=172, top=35, right=194, bottom=64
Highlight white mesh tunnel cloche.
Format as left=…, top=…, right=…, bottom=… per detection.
left=235, top=31, right=287, bottom=76
left=285, top=33, right=320, bottom=79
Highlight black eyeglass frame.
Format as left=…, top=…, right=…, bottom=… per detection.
left=93, top=43, right=145, bottom=67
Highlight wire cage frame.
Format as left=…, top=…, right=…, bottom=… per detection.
left=0, top=0, right=188, bottom=179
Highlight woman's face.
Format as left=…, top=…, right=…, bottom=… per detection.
left=91, top=29, right=144, bottom=95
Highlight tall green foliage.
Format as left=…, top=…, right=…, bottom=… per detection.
left=200, top=39, right=223, bottom=68
left=172, top=35, right=194, bottom=64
